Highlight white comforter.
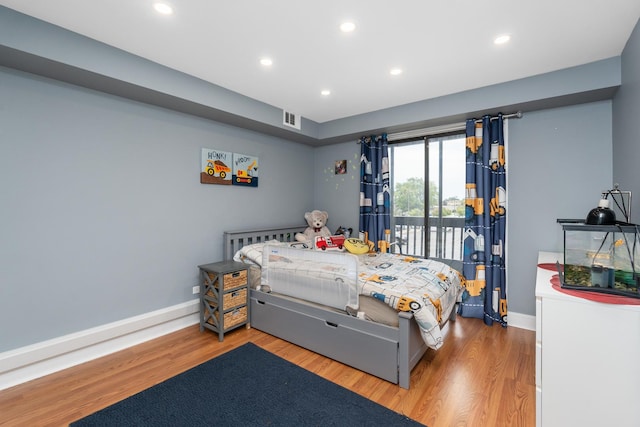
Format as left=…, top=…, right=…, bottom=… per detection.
left=234, top=241, right=464, bottom=350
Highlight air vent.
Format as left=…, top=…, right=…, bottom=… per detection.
left=283, top=110, right=301, bottom=130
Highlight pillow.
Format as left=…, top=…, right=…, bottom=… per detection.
left=344, top=238, right=370, bottom=254
left=233, top=240, right=282, bottom=266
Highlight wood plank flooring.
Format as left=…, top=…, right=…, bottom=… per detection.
left=0, top=316, right=535, bottom=427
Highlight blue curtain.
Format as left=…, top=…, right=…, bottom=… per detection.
left=359, top=134, right=391, bottom=252
left=459, top=115, right=507, bottom=326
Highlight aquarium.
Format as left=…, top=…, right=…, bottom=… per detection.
left=558, top=220, right=640, bottom=298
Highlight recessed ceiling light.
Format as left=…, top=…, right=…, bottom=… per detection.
left=340, top=22, right=356, bottom=33
left=494, top=34, right=511, bottom=45
left=153, top=2, right=173, bottom=15
left=260, top=58, right=273, bottom=67
left=321, top=89, right=331, bottom=96
left=390, top=68, right=403, bottom=76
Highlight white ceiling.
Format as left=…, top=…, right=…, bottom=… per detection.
left=2, top=1, right=640, bottom=123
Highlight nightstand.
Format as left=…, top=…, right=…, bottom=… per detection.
left=198, top=261, right=249, bottom=341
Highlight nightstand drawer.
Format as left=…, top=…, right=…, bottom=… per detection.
left=205, top=287, right=248, bottom=309
left=206, top=306, right=247, bottom=330
left=204, top=269, right=247, bottom=290
left=222, top=270, right=247, bottom=289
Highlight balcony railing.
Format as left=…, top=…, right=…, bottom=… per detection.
left=392, top=216, right=466, bottom=264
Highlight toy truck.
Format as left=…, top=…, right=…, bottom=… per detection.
left=315, top=235, right=346, bottom=251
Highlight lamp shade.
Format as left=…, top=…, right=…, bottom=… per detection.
left=585, top=199, right=616, bottom=225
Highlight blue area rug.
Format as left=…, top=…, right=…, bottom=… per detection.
left=71, top=342, right=424, bottom=426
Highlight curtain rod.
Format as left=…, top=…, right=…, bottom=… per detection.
left=479, top=110, right=522, bottom=122
left=384, top=110, right=522, bottom=142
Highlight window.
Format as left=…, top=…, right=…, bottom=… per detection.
left=390, top=132, right=466, bottom=268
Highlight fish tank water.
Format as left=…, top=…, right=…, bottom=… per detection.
left=558, top=219, right=640, bottom=298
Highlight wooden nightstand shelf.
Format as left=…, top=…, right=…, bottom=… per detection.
left=198, top=261, right=249, bottom=341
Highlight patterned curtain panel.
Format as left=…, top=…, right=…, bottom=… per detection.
left=460, top=115, right=508, bottom=326
left=359, top=134, right=391, bottom=253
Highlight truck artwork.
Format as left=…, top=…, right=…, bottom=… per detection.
left=371, top=292, right=421, bottom=312
left=465, top=265, right=486, bottom=297
left=490, top=186, right=506, bottom=217
left=205, top=159, right=231, bottom=178
left=466, top=122, right=483, bottom=154
left=493, top=287, right=508, bottom=323
left=236, top=159, right=257, bottom=184
left=465, top=183, right=484, bottom=219
left=490, top=140, right=505, bottom=170
left=365, top=274, right=397, bottom=284
left=464, top=228, right=485, bottom=262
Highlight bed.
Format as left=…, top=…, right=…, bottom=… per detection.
left=223, top=225, right=464, bottom=389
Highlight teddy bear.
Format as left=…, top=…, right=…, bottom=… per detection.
left=295, top=210, right=331, bottom=245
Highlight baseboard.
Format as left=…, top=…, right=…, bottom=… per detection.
left=0, top=301, right=536, bottom=391
left=0, top=299, right=199, bottom=391
left=508, top=311, right=536, bottom=331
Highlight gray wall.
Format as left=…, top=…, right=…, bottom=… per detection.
left=0, top=67, right=313, bottom=351
left=507, top=101, right=613, bottom=315
left=313, top=143, right=362, bottom=233
left=613, top=17, right=640, bottom=222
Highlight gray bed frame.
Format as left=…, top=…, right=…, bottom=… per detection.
left=223, top=225, right=436, bottom=389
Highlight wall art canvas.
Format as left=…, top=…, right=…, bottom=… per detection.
left=232, top=153, right=259, bottom=187
left=201, top=148, right=232, bottom=185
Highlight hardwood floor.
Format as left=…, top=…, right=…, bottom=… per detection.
left=0, top=317, right=535, bottom=427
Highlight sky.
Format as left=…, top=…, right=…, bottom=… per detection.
left=390, top=136, right=466, bottom=200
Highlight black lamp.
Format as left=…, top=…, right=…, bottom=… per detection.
left=585, top=198, right=616, bottom=225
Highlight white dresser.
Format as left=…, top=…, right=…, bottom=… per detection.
left=535, top=251, right=640, bottom=427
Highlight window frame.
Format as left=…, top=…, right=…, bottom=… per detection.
left=389, top=129, right=465, bottom=268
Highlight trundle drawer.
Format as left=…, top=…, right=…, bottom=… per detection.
left=250, top=295, right=399, bottom=384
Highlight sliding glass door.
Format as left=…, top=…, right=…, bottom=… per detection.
left=390, top=132, right=465, bottom=269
